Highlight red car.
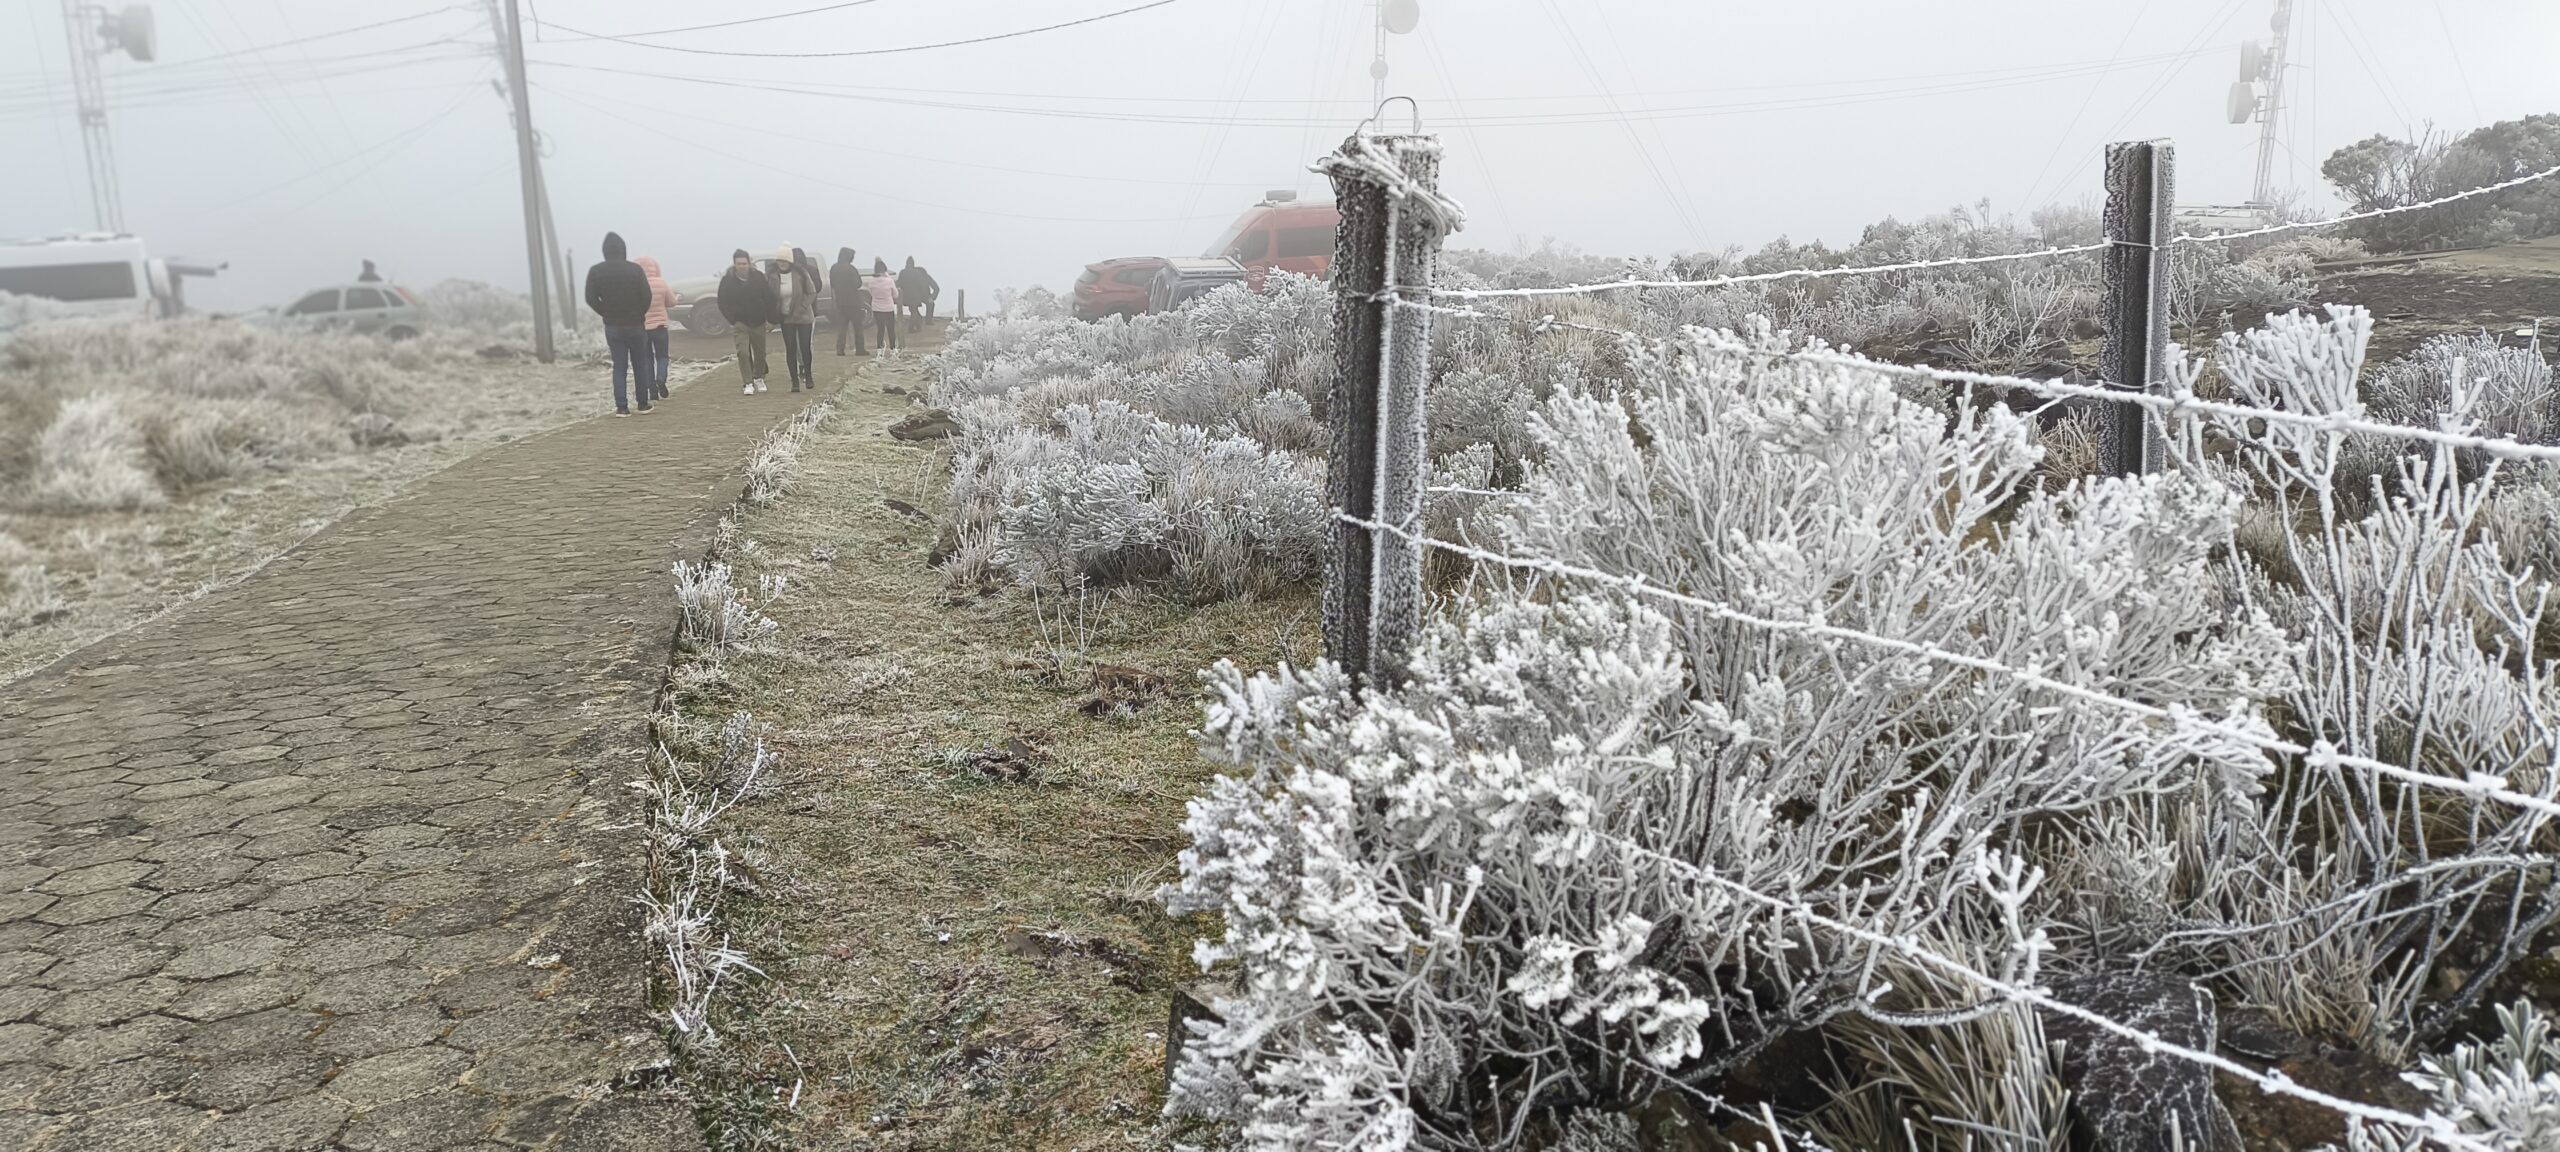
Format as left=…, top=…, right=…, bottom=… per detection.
left=1073, top=256, right=1167, bottom=321
left=1205, top=192, right=1341, bottom=286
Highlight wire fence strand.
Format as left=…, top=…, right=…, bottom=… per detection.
left=1337, top=512, right=2560, bottom=824
left=1402, top=297, right=2560, bottom=466
left=1431, top=163, right=2560, bottom=301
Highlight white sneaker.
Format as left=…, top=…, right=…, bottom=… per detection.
left=755, top=380, right=768, bottom=393
left=742, top=381, right=754, bottom=394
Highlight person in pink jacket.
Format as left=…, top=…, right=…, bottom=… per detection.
left=864, top=257, right=900, bottom=352
left=638, top=256, right=679, bottom=402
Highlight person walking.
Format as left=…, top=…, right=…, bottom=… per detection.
left=637, top=255, right=678, bottom=403
left=896, top=256, right=939, bottom=332
left=716, top=248, right=780, bottom=394
left=828, top=246, right=865, bottom=356
left=582, top=232, right=654, bottom=416
left=778, top=246, right=821, bottom=392
left=865, top=258, right=900, bottom=352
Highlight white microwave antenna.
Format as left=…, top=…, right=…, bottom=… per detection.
left=60, top=2, right=157, bottom=233
left=2222, top=0, right=2294, bottom=214
left=1372, top=0, right=1420, bottom=115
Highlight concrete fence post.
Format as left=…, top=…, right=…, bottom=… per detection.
left=1318, top=130, right=1456, bottom=689
left=2100, top=140, right=2175, bottom=475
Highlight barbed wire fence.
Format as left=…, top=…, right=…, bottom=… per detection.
left=1310, top=124, right=2560, bottom=1150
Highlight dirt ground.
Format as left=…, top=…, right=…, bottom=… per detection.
left=662, top=340, right=1314, bottom=1150
left=0, top=352, right=723, bottom=683
left=2318, top=234, right=2560, bottom=364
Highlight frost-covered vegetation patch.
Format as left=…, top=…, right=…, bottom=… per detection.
left=929, top=273, right=1334, bottom=598
left=1164, top=307, right=2560, bottom=1150
left=0, top=310, right=591, bottom=512
left=1445, top=205, right=2347, bottom=373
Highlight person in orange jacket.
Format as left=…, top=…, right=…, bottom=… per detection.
left=637, top=256, right=679, bottom=403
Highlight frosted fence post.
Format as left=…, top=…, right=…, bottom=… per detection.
left=1318, top=131, right=1450, bottom=689
left=1366, top=136, right=1446, bottom=685
left=954, top=288, right=966, bottom=323
left=1321, top=136, right=1388, bottom=685
left=2100, top=140, right=2175, bottom=475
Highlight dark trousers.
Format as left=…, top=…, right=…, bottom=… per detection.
left=605, top=325, right=651, bottom=411
left=833, top=308, right=865, bottom=353
left=872, top=310, right=899, bottom=351
left=780, top=322, right=814, bottom=386
left=646, top=326, right=671, bottom=398
left=902, top=303, right=925, bottom=332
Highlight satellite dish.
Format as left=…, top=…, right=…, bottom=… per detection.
left=1382, top=0, right=1421, bottom=35
left=1369, top=58, right=1389, bottom=80
left=2226, top=80, right=2257, bottom=125
left=2237, top=39, right=2263, bottom=81
left=113, top=5, right=156, bottom=62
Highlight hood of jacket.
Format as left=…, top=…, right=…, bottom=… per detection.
left=837, top=247, right=855, bottom=264
left=602, top=232, right=628, bottom=262
left=636, top=256, right=661, bottom=277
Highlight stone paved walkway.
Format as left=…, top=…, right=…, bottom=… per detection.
left=0, top=367, right=844, bottom=1151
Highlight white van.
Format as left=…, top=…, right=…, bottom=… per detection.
left=0, top=234, right=191, bottom=320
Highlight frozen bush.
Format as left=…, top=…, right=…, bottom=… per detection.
left=1166, top=320, right=2291, bottom=1149
left=929, top=277, right=1332, bottom=598
left=1168, top=306, right=2560, bottom=1149
left=27, top=394, right=162, bottom=511
left=2341, top=1001, right=2560, bottom=1152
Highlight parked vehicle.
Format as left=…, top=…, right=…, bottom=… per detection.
left=1147, top=258, right=1250, bottom=314
left=1074, top=256, right=1168, bottom=321
left=0, top=234, right=218, bottom=320
left=672, top=273, right=727, bottom=335
left=1203, top=191, right=1341, bottom=284
left=265, top=281, right=426, bottom=339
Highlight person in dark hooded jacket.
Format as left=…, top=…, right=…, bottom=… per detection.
left=828, top=247, right=865, bottom=355
left=584, top=231, right=655, bottom=415
left=715, top=249, right=781, bottom=393
left=896, top=257, right=939, bottom=332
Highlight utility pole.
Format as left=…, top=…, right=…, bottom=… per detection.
left=536, top=160, right=577, bottom=335
left=495, top=0, right=555, bottom=362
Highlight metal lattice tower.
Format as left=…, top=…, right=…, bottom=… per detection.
left=2250, top=0, right=2295, bottom=211
left=62, top=0, right=125, bottom=232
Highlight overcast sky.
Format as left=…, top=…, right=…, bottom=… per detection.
left=3, top=0, right=2552, bottom=313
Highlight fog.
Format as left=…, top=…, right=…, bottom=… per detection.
left=4, top=0, right=2552, bottom=314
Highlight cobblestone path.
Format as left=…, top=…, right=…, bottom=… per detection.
left=0, top=369, right=845, bottom=1151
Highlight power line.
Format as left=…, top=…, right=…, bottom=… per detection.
left=145, top=6, right=468, bottom=69
left=528, top=49, right=2231, bottom=132
left=529, top=76, right=1272, bottom=190
left=536, top=0, right=890, bottom=42
left=533, top=82, right=1237, bottom=224
left=533, top=0, right=1188, bottom=60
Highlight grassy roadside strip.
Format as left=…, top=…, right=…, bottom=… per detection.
left=648, top=354, right=1316, bottom=1149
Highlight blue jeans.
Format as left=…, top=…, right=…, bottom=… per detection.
left=606, top=325, right=651, bottom=411
left=647, top=327, right=671, bottom=397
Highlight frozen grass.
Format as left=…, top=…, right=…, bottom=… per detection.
left=648, top=363, right=1305, bottom=1148
left=0, top=308, right=701, bottom=679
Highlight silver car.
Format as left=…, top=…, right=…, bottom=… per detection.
left=274, top=281, right=425, bottom=339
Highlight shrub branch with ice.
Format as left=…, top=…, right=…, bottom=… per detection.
left=1163, top=306, right=2560, bottom=1150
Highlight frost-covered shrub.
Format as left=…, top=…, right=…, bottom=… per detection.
left=1167, top=307, right=2560, bottom=1150
left=26, top=394, right=163, bottom=511
left=929, top=277, right=1332, bottom=598
left=2341, top=1000, right=2560, bottom=1152
left=1166, top=320, right=2292, bottom=1148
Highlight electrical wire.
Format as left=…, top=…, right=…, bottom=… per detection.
left=526, top=49, right=2232, bottom=132
left=533, top=0, right=1188, bottom=60
left=535, top=0, right=891, bottom=42
left=2039, top=0, right=2252, bottom=210
left=142, top=6, right=468, bottom=69
left=527, top=76, right=1270, bottom=189
left=2427, top=0, right=2483, bottom=126
left=2016, top=0, right=2154, bottom=212
left=532, top=82, right=1237, bottom=225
